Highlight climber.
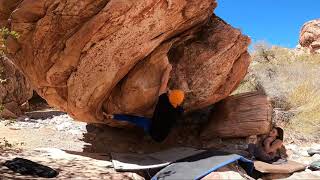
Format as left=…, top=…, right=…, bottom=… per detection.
left=248, top=127, right=285, bottom=163
left=103, top=64, right=185, bottom=142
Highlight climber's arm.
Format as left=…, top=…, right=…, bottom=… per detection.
left=268, top=139, right=283, bottom=153
left=159, top=64, right=172, bottom=95
left=264, top=138, right=283, bottom=153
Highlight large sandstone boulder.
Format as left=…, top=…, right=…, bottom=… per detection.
left=0, top=57, right=33, bottom=118
left=0, top=0, right=20, bottom=27
left=201, top=92, right=272, bottom=139
left=0, top=0, right=251, bottom=126
left=299, top=19, right=320, bottom=54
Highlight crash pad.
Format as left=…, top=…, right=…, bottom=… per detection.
left=254, top=160, right=306, bottom=174
left=152, top=151, right=253, bottom=180
left=4, top=158, right=58, bottom=178
left=111, top=147, right=205, bottom=171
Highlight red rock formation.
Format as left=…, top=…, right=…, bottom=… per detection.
left=1, top=0, right=251, bottom=126
left=299, top=19, right=320, bottom=54
left=201, top=92, right=272, bottom=139
left=0, top=0, right=20, bottom=27
left=0, top=57, right=33, bottom=118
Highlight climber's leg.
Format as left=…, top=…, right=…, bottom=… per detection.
left=112, top=114, right=151, bottom=133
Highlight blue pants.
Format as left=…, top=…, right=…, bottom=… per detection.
left=113, top=114, right=151, bottom=133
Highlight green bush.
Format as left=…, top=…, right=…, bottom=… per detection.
left=1, top=27, right=19, bottom=56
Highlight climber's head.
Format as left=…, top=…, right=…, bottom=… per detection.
left=269, top=127, right=284, bottom=141
left=168, top=89, right=185, bottom=108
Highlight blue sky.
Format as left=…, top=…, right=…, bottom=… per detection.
left=215, top=0, right=320, bottom=48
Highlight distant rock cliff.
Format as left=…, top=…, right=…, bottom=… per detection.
left=0, top=0, right=251, bottom=126
left=299, top=19, right=320, bottom=54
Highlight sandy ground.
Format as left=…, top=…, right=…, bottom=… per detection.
left=0, top=109, right=203, bottom=179
left=1, top=110, right=320, bottom=179
left=0, top=110, right=145, bottom=179
left=0, top=124, right=85, bottom=151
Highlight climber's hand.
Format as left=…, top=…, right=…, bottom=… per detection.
left=159, top=64, right=172, bottom=95
left=165, top=63, right=172, bottom=73
left=103, top=112, right=114, bottom=119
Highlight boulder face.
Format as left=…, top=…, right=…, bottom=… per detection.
left=0, top=0, right=20, bottom=27
left=299, top=19, right=320, bottom=54
left=201, top=92, right=272, bottom=140
left=1, top=0, right=251, bottom=126
left=0, top=57, right=33, bottom=118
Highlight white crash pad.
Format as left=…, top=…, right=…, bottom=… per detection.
left=111, top=147, right=205, bottom=171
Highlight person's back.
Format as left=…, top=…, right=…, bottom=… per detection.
left=149, top=93, right=184, bottom=142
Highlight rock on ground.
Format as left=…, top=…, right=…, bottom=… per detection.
left=299, top=19, right=320, bottom=54
left=286, top=143, right=320, bottom=165
left=0, top=0, right=251, bottom=126
left=0, top=57, right=33, bottom=118
left=282, top=171, right=320, bottom=180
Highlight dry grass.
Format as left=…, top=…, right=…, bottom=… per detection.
left=235, top=42, right=320, bottom=138
left=287, top=82, right=320, bottom=135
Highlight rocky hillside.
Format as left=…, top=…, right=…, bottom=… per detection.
left=0, top=0, right=250, bottom=126
left=233, top=42, right=320, bottom=141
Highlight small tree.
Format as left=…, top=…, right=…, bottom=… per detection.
left=0, top=27, right=19, bottom=56
left=252, top=41, right=275, bottom=63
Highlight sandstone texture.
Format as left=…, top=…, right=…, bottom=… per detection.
left=0, top=0, right=20, bottom=27
left=0, top=0, right=251, bottom=126
left=201, top=92, right=272, bottom=139
left=299, top=19, right=320, bottom=54
left=0, top=57, right=33, bottom=118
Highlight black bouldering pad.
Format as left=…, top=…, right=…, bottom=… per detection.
left=3, top=158, right=58, bottom=178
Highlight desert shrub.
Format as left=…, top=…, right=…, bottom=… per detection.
left=234, top=42, right=320, bottom=138
left=231, top=74, right=259, bottom=95
left=287, top=82, right=320, bottom=135
left=1, top=27, right=19, bottom=56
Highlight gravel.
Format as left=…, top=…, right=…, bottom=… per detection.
left=1, top=112, right=87, bottom=135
